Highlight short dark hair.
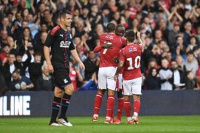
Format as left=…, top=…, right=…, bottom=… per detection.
left=115, top=25, right=125, bottom=36
left=12, top=69, right=20, bottom=75
left=187, top=51, right=194, bottom=56
left=59, top=9, right=71, bottom=19
left=125, top=30, right=135, bottom=42
left=34, top=51, right=42, bottom=57
left=106, top=23, right=116, bottom=32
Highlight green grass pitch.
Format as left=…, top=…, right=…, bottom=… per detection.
left=0, top=116, right=200, bottom=133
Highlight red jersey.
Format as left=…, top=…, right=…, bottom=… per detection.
left=119, top=43, right=142, bottom=80
left=94, top=33, right=126, bottom=67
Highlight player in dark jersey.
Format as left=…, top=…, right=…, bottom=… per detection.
left=114, top=30, right=144, bottom=124
left=44, top=10, right=85, bottom=126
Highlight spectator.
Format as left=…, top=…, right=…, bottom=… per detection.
left=10, top=69, right=34, bottom=91
left=159, top=58, right=173, bottom=90
left=171, top=59, right=186, bottom=90
left=172, top=36, right=186, bottom=59
left=176, top=55, right=187, bottom=75
left=144, top=67, right=160, bottom=90
left=83, top=51, right=99, bottom=81
left=183, top=21, right=192, bottom=47
left=184, top=51, right=198, bottom=75
left=185, top=70, right=196, bottom=90
left=36, top=61, right=54, bottom=91
left=34, top=23, right=48, bottom=45
left=28, top=51, right=43, bottom=90
left=0, top=29, right=8, bottom=47
left=34, top=31, right=47, bottom=54
left=0, top=44, right=10, bottom=62
left=186, top=36, right=198, bottom=53
left=69, top=61, right=83, bottom=91
left=0, top=51, right=16, bottom=86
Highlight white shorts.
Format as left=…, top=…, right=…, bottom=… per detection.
left=116, top=74, right=123, bottom=89
left=123, top=77, right=142, bottom=95
left=98, top=67, right=117, bottom=90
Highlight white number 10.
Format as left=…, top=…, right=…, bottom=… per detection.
left=127, top=56, right=141, bottom=70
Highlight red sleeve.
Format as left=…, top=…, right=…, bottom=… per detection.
left=93, top=45, right=103, bottom=53
left=119, top=50, right=125, bottom=62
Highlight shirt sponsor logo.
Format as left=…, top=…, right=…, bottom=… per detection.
left=60, top=41, right=71, bottom=48
left=106, top=34, right=113, bottom=39
left=60, top=34, right=63, bottom=37
left=133, top=47, right=137, bottom=51
left=129, top=48, right=133, bottom=52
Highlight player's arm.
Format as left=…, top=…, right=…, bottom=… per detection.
left=70, top=49, right=85, bottom=70
left=115, top=60, right=124, bottom=77
left=93, top=44, right=103, bottom=52
left=114, top=50, right=125, bottom=81
left=93, top=42, right=113, bottom=53
left=44, top=31, right=54, bottom=73
left=70, top=38, right=85, bottom=70
left=44, top=46, right=52, bottom=66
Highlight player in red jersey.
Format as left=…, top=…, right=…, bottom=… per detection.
left=114, top=30, right=144, bottom=124
left=113, top=25, right=126, bottom=124
left=92, top=23, right=125, bottom=124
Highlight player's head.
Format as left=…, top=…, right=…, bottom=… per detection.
left=124, top=30, right=135, bottom=43
left=106, top=22, right=116, bottom=33
left=115, top=25, right=125, bottom=36
left=59, top=9, right=72, bottom=28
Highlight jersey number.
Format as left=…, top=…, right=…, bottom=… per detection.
left=127, top=56, right=141, bottom=70
left=103, top=48, right=107, bottom=54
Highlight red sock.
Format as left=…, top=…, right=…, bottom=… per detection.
left=106, top=95, right=115, bottom=118
left=133, top=100, right=141, bottom=116
left=93, top=93, right=103, bottom=115
left=117, top=98, right=123, bottom=120
left=124, top=99, right=131, bottom=117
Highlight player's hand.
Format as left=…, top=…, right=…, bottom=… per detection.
left=136, top=31, right=141, bottom=39
left=102, top=41, right=113, bottom=49
left=79, top=62, right=85, bottom=70
left=114, top=74, right=118, bottom=81
left=47, top=64, right=54, bottom=73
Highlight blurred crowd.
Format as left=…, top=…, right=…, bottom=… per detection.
left=0, top=0, right=200, bottom=93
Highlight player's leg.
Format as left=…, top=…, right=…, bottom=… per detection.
left=105, top=89, right=115, bottom=124
left=57, top=83, right=74, bottom=126
left=131, top=77, right=142, bottom=124
left=132, top=94, right=140, bottom=124
left=92, top=89, right=106, bottom=122
left=105, top=67, right=117, bottom=124
left=49, top=86, right=63, bottom=126
left=114, top=74, right=123, bottom=124
left=123, top=95, right=133, bottom=124
left=92, top=67, right=106, bottom=122
left=123, top=80, right=133, bottom=124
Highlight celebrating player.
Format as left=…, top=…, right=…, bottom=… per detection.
left=44, top=10, right=85, bottom=126
left=92, top=23, right=125, bottom=124
left=113, top=25, right=126, bottom=124
left=114, top=30, right=144, bottom=124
